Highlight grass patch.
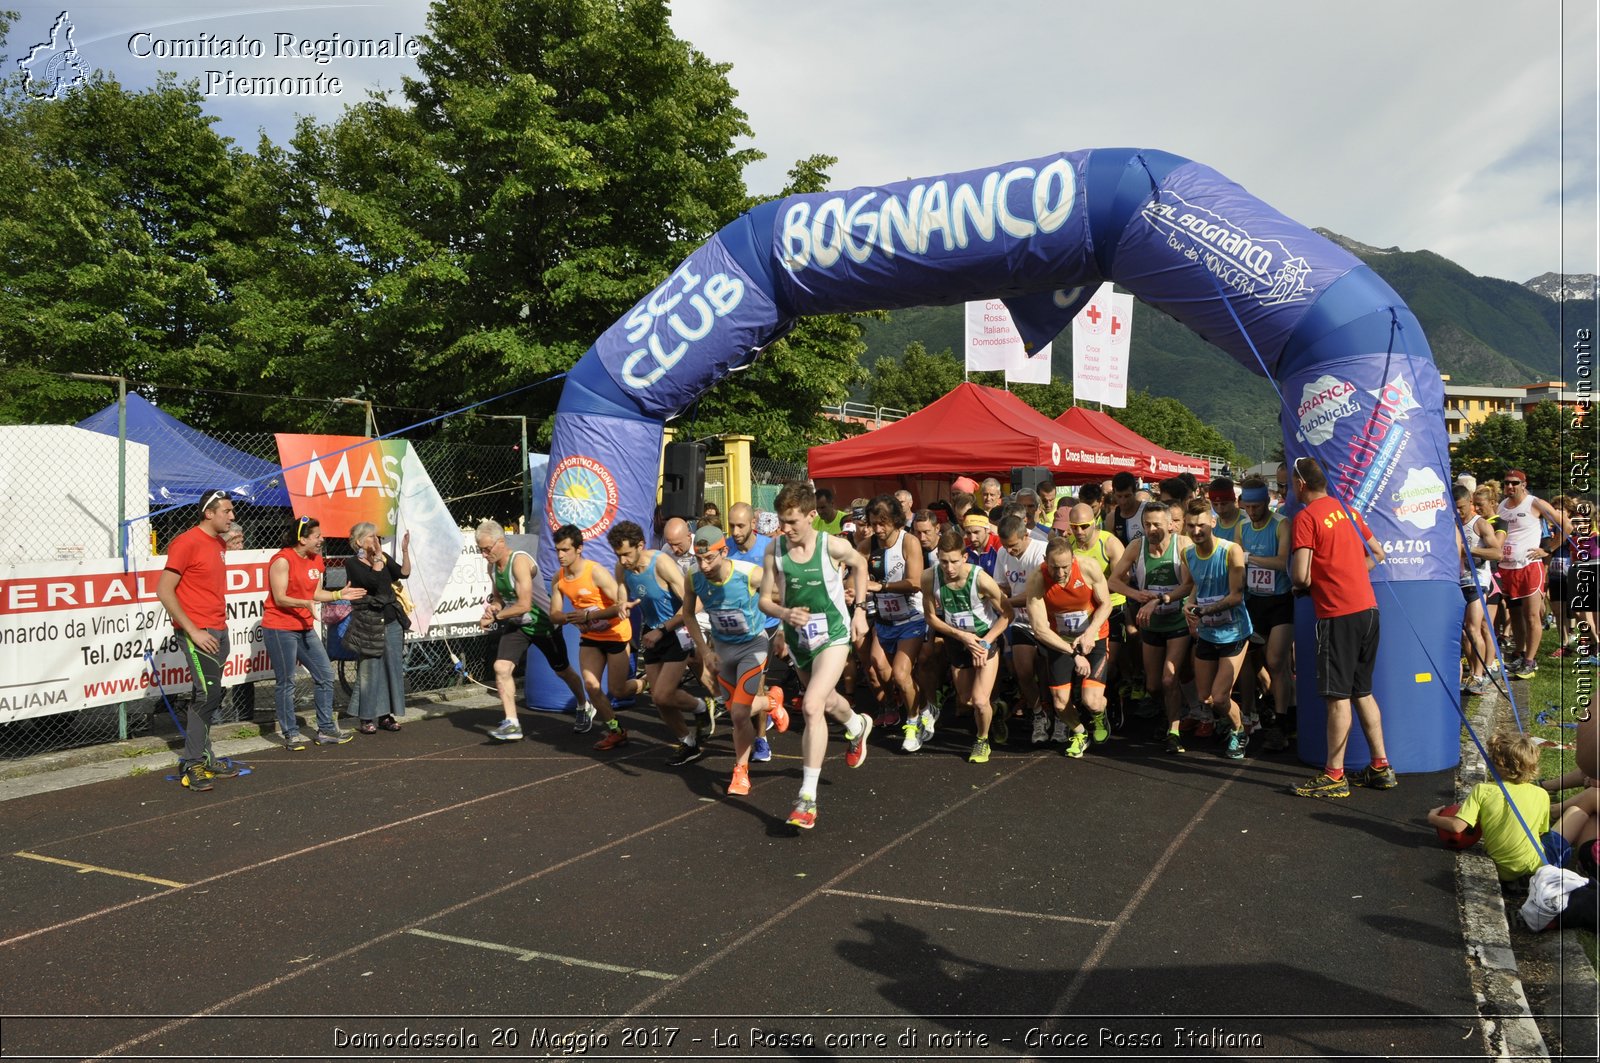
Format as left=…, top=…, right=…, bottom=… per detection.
left=118, top=746, right=157, bottom=759
left=128, top=765, right=150, bottom=777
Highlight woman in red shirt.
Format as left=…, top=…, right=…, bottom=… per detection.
left=263, top=517, right=367, bottom=748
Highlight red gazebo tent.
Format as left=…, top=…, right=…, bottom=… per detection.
left=1054, top=405, right=1210, bottom=480
left=807, top=383, right=1142, bottom=503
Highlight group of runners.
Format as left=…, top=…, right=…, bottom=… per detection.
left=468, top=457, right=1415, bottom=828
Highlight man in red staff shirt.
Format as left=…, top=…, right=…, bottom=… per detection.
left=156, top=489, right=237, bottom=792
left=1288, top=458, right=1393, bottom=799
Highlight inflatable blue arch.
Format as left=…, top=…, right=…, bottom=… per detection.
left=543, top=148, right=1464, bottom=772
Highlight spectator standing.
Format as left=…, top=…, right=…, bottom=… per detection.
left=346, top=521, right=411, bottom=734
left=263, top=517, right=361, bottom=749
left=1288, top=457, right=1393, bottom=799
left=1497, top=470, right=1570, bottom=679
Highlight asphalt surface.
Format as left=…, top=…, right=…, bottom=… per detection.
left=0, top=694, right=1488, bottom=1061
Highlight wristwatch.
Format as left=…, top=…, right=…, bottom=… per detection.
left=976, top=639, right=990, bottom=651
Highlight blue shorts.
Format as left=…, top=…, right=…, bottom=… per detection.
left=875, top=615, right=927, bottom=655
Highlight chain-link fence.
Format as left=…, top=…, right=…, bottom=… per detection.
left=0, top=416, right=527, bottom=761
left=750, top=455, right=809, bottom=511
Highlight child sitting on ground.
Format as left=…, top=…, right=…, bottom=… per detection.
left=1428, top=733, right=1551, bottom=882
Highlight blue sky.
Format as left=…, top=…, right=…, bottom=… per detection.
left=6, top=0, right=1596, bottom=284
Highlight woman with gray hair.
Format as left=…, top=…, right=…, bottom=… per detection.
left=344, top=521, right=412, bottom=733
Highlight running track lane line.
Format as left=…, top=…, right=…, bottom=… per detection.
left=12, top=851, right=187, bottom=889
left=592, top=753, right=1049, bottom=1039
left=79, top=800, right=718, bottom=1062
left=23, top=734, right=495, bottom=850
left=404, top=929, right=677, bottom=980
left=1021, top=766, right=1242, bottom=1060
left=0, top=746, right=654, bottom=950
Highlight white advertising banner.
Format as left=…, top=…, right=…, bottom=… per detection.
left=1071, top=283, right=1134, bottom=407
left=0, top=532, right=494, bottom=722
left=0, top=549, right=277, bottom=722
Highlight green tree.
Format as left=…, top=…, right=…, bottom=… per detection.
left=1113, top=392, right=1241, bottom=468
left=1451, top=413, right=1528, bottom=486
left=867, top=341, right=968, bottom=410
left=0, top=71, right=243, bottom=425
left=377, top=0, right=760, bottom=411
left=1519, top=400, right=1567, bottom=495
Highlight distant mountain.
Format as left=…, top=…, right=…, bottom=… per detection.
left=858, top=232, right=1593, bottom=461
left=1524, top=272, right=1598, bottom=302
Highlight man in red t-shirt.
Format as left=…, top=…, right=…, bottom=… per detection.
left=156, top=489, right=236, bottom=792
left=1288, top=457, right=1393, bottom=800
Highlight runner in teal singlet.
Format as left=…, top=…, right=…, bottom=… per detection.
left=1109, top=501, right=1193, bottom=754
left=760, top=482, right=874, bottom=831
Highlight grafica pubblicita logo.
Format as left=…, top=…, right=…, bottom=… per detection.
left=18, top=11, right=88, bottom=100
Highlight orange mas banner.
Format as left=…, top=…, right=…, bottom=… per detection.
left=274, top=435, right=404, bottom=538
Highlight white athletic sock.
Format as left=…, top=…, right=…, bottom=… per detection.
left=844, top=712, right=865, bottom=739
left=693, top=697, right=707, bottom=715
left=799, top=767, right=821, bottom=800
left=682, top=731, right=698, bottom=747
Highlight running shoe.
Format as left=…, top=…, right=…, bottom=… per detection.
left=727, top=765, right=751, bottom=796
left=1090, top=712, right=1110, bottom=745
left=874, top=706, right=901, bottom=729
left=1462, top=676, right=1492, bottom=696
left=1051, top=719, right=1069, bottom=745
left=1164, top=731, right=1186, bottom=755
left=918, top=708, right=937, bottom=743
left=593, top=727, right=629, bottom=751
left=990, top=712, right=1010, bottom=746
left=1511, top=659, right=1538, bottom=680
left=1349, top=763, right=1398, bottom=790
left=667, top=741, right=705, bottom=767
left=787, top=797, right=818, bottom=829
left=1293, top=772, right=1350, bottom=799
left=573, top=702, right=597, bottom=734
left=1064, top=731, right=1089, bottom=759
left=1487, top=658, right=1501, bottom=675
left=752, top=736, right=772, bottom=762
left=695, top=701, right=717, bottom=741
left=766, top=688, right=789, bottom=733
left=202, top=758, right=241, bottom=778
left=180, top=762, right=213, bottom=791
left=488, top=718, right=524, bottom=742
left=900, top=722, right=922, bottom=753
left=845, top=715, right=873, bottom=768
left=1259, top=726, right=1289, bottom=752
left=1551, top=645, right=1574, bottom=659
left=1030, top=712, right=1051, bottom=746
left=968, top=738, right=991, bottom=764
left=316, top=728, right=354, bottom=745
left=283, top=731, right=310, bottom=751
left=1192, top=718, right=1216, bottom=738
left=1223, top=727, right=1247, bottom=760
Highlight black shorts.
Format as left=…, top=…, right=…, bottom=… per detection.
left=1140, top=626, right=1190, bottom=648
left=1314, top=608, right=1380, bottom=700
left=580, top=637, right=629, bottom=655
left=640, top=628, right=691, bottom=666
left=1043, top=639, right=1108, bottom=690
left=1245, top=593, right=1294, bottom=633
left=944, top=639, right=1000, bottom=672
left=1195, top=636, right=1249, bottom=662
left=1007, top=626, right=1040, bottom=649
left=496, top=626, right=570, bottom=674
left=1105, top=610, right=1126, bottom=644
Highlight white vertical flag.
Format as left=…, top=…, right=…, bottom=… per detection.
left=1071, top=283, right=1133, bottom=407
left=966, top=299, right=1052, bottom=382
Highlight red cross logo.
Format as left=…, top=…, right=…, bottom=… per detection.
left=1084, top=304, right=1102, bottom=326
left=1110, top=314, right=1123, bottom=336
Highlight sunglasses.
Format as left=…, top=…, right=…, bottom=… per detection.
left=1067, top=521, right=1094, bottom=530
left=296, top=516, right=315, bottom=541
left=200, top=489, right=231, bottom=512
left=1504, top=480, right=1523, bottom=487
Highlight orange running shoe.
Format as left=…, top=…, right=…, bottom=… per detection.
left=727, top=764, right=751, bottom=796
left=767, top=687, right=790, bottom=733
left=593, top=727, right=629, bottom=751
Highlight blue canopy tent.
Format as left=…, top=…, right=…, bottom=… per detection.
left=77, top=394, right=291, bottom=508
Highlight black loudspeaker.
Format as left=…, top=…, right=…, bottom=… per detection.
left=1010, top=465, right=1053, bottom=495
left=661, top=442, right=706, bottom=519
